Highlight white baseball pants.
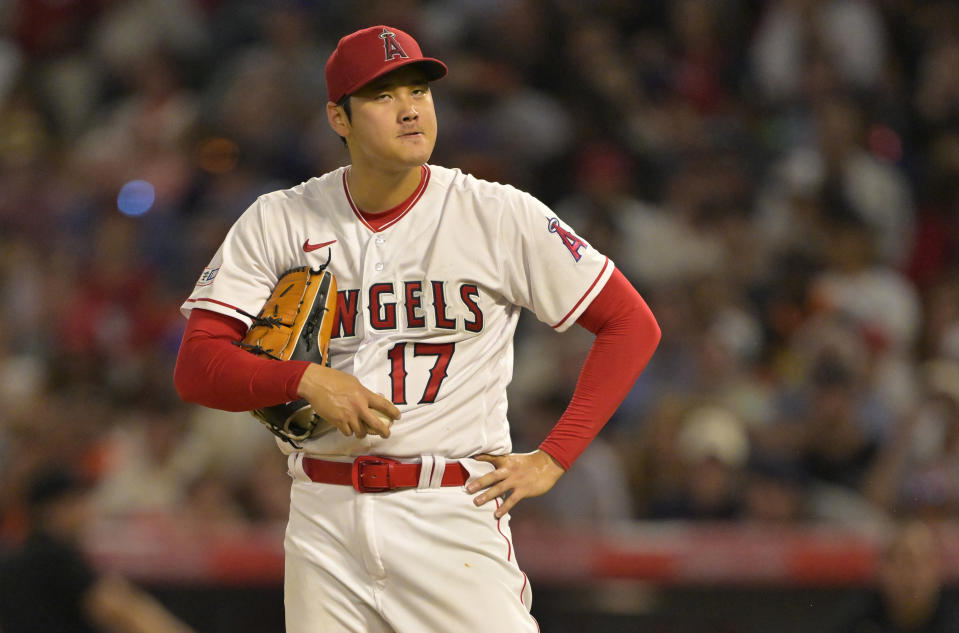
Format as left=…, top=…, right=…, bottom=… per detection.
left=284, top=455, right=539, bottom=633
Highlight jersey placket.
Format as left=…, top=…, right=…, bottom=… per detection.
left=352, top=231, right=396, bottom=403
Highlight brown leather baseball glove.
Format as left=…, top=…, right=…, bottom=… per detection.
left=235, top=265, right=337, bottom=446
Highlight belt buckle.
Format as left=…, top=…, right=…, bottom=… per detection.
left=351, top=455, right=397, bottom=493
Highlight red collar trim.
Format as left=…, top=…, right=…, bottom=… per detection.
left=342, top=165, right=430, bottom=233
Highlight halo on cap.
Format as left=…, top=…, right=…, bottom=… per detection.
left=325, top=25, right=448, bottom=104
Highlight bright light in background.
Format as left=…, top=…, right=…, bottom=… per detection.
left=117, top=179, right=156, bottom=216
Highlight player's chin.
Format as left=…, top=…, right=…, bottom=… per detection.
left=396, top=139, right=434, bottom=164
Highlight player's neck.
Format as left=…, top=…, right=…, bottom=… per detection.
left=346, top=164, right=424, bottom=214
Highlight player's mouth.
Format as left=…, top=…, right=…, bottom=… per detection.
left=399, top=130, right=423, bottom=138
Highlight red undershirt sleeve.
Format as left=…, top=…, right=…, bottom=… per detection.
left=538, top=268, right=661, bottom=470
left=173, top=308, right=312, bottom=412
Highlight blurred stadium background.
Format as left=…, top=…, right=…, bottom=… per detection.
left=1, top=0, right=959, bottom=631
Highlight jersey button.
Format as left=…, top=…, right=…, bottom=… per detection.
left=375, top=237, right=385, bottom=244
left=374, top=262, right=384, bottom=271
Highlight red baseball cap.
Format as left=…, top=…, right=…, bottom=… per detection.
left=325, top=25, right=448, bottom=104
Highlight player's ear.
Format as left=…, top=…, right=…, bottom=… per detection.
left=327, top=101, right=351, bottom=139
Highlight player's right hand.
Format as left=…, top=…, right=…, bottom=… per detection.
left=296, top=364, right=400, bottom=439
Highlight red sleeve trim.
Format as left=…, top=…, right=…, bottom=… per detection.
left=184, top=297, right=243, bottom=312
left=551, top=257, right=610, bottom=330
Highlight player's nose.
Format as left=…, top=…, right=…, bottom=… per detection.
left=397, top=93, right=419, bottom=122
left=400, top=105, right=418, bottom=122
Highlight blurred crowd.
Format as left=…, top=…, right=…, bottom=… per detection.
left=1, top=0, right=959, bottom=545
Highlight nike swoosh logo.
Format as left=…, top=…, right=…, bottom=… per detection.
left=303, top=239, right=337, bottom=252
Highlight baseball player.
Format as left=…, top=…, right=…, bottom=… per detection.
left=174, top=25, right=660, bottom=633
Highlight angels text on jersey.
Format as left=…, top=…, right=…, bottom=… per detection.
left=332, top=279, right=483, bottom=338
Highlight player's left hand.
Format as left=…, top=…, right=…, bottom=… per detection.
left=467, top=450, right=566, bottom=518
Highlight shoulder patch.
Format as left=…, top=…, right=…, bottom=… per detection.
left=547, top=218, right=587, bottom=262
left=196, top=266, right=220, bottom=286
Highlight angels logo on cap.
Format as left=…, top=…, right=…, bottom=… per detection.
left=325, top=25, right=448, bottom=104
left=380, top=28, right=409, bottom=61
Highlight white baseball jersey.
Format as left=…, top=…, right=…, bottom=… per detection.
left=182, top=164, right=614, bottom=459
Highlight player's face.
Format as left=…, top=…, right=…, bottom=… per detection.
left=337, top=66, right=437, bottom=172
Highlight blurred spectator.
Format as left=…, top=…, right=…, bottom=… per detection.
left=0, top=381, right=115, bottom=544
left=740, top=454, right=810, bottom=523
left=810, top=212, right=919, bottom=352
left=790, top=354, right=879, bottom=490
left=834, top=520, right=959, bottom=633
left=809, top=210, right=922, bottom=417
left=54, top=214, right=181, bottom=400
left=865, top=359, right=959, bottom=519
left=618, top=158, right=729, bottom=287
left=0, top=468, right=197, bottom=633
left=753, top=338, right=894, bottom=523
left=203, top=4, right=325, bottom=183
left=89, top=0, right=209, bottom=79
left=646, top=404, right=748, bottom=520
left=553, top=141, right=637, bottom=268
left=914, top=24, right=959, bottom=134
left=751, top=0, right=887, bottom=104
left=93, top=393, right=203, bottom=517
left=919, top=274, right=959, bottom=362
left=757, top=93, right=914, bottom=266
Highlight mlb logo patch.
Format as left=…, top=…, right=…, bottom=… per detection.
left=196, top=266, right=220, bottom=286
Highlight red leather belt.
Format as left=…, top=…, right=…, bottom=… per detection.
left=302, top=455, right=469, bottom=493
